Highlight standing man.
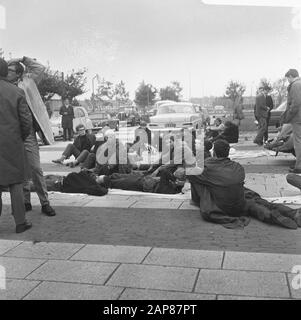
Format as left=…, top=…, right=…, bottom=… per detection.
left=281, top=69, right=301, bottom=173
left=7, top=56, right=56, bottom=216
left=60, top=98, right=74, bottom=141
left=253, top=87, right=269, bottom=146
left=263, top=88, right=274, bottom=142
left=0, top=58, right=33, bottom=233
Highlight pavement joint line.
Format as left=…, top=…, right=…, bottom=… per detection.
left=24, top=259, right=50, bottom=280
left=140, top=247, right=153, bottom=264
left=66, top=243, right=87, bottom=261
left=0, top=240, right=25, bottom=256
left=221, top=251, right=226, bottom=269
left=116, top=288, right=127, bottom=300
left=103, top=263, right=122, bottom=286
left=285, top=272, right=293, bottom=299
left=21, top=281, right=43, bottom=300
left=216, top=294, right=291, bottom=300
left=191, top=269, right=201, bottom=293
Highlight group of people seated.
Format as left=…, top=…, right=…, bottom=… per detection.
left=205, top=118, right=239, bottom=144
left=49, top=122, right=301, bottom=230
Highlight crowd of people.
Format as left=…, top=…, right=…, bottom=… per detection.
left=1, top=54, right=301, bottom=234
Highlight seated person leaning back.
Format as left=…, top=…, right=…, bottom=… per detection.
left=52, top=124, right=96, bottom=167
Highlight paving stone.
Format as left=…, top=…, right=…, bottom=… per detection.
left=223, top=251, right=301, bottom=273
left=27, top=260, right=118, bottom=285
left=287, top=273, right=301, bottom=299
left=84, top=199, right=136, bottom=208
left=4, top=242, right=84, bottom=260
left=217, top=295, right=288, bottom=300
left=0, top=279, right=39, bottom=300
left=24, top=282, right=123, bottom=300
left=0, top=257, right=45, bottom=279
left=131, top=201, right=182, bottom=209
left=194, top=269, right=289, bottom=298
left=71, top=245, right=151, bottom=263
left=119, top=288, right=216, bottom=300
left=107, top=264, right=198, bottom=292
left=179, top=201, right=199, bottom=210
left=0, top=240, right=22, bottom=255
left=144, top=248, right=223, bottom=269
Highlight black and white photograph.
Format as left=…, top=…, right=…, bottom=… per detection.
left=0, top=0, right=301, bottom=306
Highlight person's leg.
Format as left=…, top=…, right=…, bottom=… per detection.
left=53, top=144, right=81, bottom=164
left=24, top=134, right=53, bottom=212
left=264, top=114, right=271, bottom=142
left=292, top=123, right=301, bottom=170
left=63, top=128, right=67, bottom=141
left=68, top=128, right=73, bottom=141
left=9, top=183, right=26, bottom=225
left=254, top=118, right=267, bottom=145
left=81, top=153, right=96, bottom=169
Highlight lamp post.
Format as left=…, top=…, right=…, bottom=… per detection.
left=92, top=74, right=99, bottom=112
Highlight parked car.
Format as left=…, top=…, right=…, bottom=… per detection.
left=269, top=101, right=287, bottom=128
left=50, top=106, right=93, bottom=140
left=89, top=112, right=119, bottom=130
left=148, top=102, right=203, bottom=130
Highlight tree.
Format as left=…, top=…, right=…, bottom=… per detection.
left=114, top=80, right=130, bottom=105
left=37, top=68, right=61, bottom=101
left=159, top=81, right=183, bottom=102
left=272, top=77, right=287, bottom=107
left=135, top=81, right=157, bottom=109
left=258, top=78, right=272, bottom=92
left=59, top=69, right=87, bottom=101
left=225, top=80, right=246, bottom=103
left=95, top=78, right=114, bottom=101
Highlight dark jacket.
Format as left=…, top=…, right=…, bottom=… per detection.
left=282, top=78, right=301, bottom=124
left=214, top=123, right=239, bottom=143
left=60, top=105, right=74, bottom=129
left=190, top=157, right=246, bottom=216
left=254, top=94, right=269, bottom=119
left=0, top=78, right=32, bottom=186
left=73, top=134, right=96, bottom=153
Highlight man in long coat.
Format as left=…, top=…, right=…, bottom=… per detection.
left=59, top=98, right=74, bottom=141
left=0, top=58, right=33, bottom=233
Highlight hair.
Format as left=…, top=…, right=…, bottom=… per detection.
left=76, top=124, right=86, bottom=132
left=8, top=61, right=25, bottom=75
left=213, top=139, right=230, bottom=158
left=0, top=58, right=8, bottom=77
left=285, top=69, right=299, bottom=78
left=204, top=140, right=213, bottom=152
left=215, top=118, right=222, bottom=124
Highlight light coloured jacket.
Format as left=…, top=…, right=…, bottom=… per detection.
left=282, top=78, right=301, bottom=124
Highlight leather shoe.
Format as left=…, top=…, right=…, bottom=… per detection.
left=41, top=204, right=56, bottom=217
left=16, top=221, right=32, bottom=234
left=293, top=209, right=301, bottom=227
left=270, top=211, right=298, bottom=229
left=289, top=168, right=301, bottom=174
left=25, top=203, right=32, bottom=212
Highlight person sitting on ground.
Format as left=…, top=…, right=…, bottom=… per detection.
left=205, top=118, right=225, bottom=140
left=212, top=121, right=239, bottom=144
left=52, top=124, right=96, bottom=167
left=188, top=139, right=301, bottom=229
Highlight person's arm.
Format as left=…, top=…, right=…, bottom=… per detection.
left=17, top=91, right=33, bottom=141
left=59, top=106, right=65, bottom=116
left=21, top=56, right=46, bottom=85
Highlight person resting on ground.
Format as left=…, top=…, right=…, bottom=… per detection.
left=187, top=139, right=301, bottom=229
left=264, top=124, right=294, bottom=155
left=212, top=121, right=239, bottom=144
left=205, top=118, right=225, bottom=140
left=52, top=124, right=96, bottom=168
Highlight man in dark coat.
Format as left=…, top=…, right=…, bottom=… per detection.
left=0, top=58, right=33, bottom=233
left=59, top=98, right=74, bottom=141
left=253, top=87, right=269, bottom=146
left=263, top=88, right=274, bottom=142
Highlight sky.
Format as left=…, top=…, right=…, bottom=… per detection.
left=1, top=0, right=301, bottom=100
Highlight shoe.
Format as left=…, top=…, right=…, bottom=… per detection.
left=16, top=221, right=32, bottom=234
left=289, top=168, right=301, bottom=174
left=253, top=141, right=263, bottom=146
left=69, top=161, right=77, bottom=168
left=293, top=209, right=301, bottom=227
left=41, top=204, right=56, bottom=217
left=25, top=203, right=32, bottom=212
left=271, top=211, right=298, bottom=229
left=290, top=165, right=296, bottom=170
left=52, top=159, right=64, bottom=165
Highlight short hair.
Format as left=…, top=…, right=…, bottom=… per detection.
left=213, top=139, right=230, bottom=158
left=215, top=118, right=222, bottom=124
left=76, top=124, right=85, bottom=132
left=0, top=58, right=8, bottom=77
left=8, top=61, right=25, bottom=75
left=285, top=69, right=299, bottom=78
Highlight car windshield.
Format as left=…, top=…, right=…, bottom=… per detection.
left=157, top=104, right=196, bottom=115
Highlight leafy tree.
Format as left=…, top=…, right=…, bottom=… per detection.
left=37, top=68, right=61, bottom=101
left=258, top=78, right=272, bottom=92
left=114, top=80, right=130, bottom=105
left=272, top=77, right=287, bottom=107
left=135, top=81, right=157, bottom=109
left=225, top=80, right=246, bottom=103
left=159, top=81, right=183, bottom=102
left=95, top=79, right=114, bottom=101
left=59, top=69, right=87, bottom=101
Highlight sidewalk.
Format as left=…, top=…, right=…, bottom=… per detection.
left=0, top=240, right=300, bottom=300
